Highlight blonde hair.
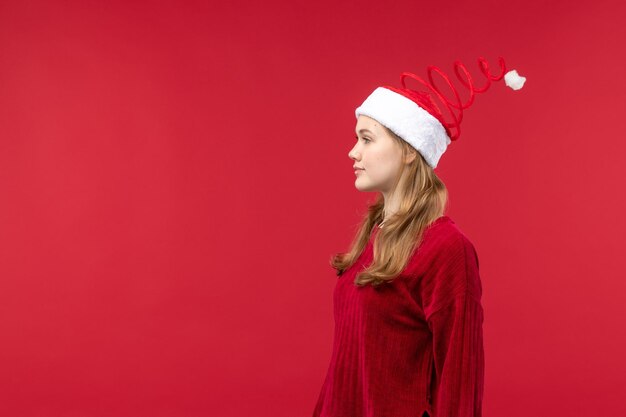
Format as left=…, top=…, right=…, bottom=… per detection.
left=331, top=126, right=448, bottom=286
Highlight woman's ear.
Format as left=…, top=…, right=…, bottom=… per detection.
left=404, top=149, right=417, bottom=165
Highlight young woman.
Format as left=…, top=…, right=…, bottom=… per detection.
left=312, top=58, right=525, bottom=417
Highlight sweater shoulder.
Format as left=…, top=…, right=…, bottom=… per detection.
left=420, top=219, right=482, bottom=302
left=420, top=217, right=476, bottom=257
left=405, top=218, right=480, bottom=287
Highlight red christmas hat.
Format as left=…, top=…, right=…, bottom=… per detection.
left=355, top=56, right=526, bottom=168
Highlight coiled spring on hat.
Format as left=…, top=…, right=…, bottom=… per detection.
left=399, top=57, right=508, bottom=141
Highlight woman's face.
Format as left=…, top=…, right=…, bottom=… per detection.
left=349, top=115, right=404, bottom=193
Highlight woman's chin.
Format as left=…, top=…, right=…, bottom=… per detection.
left=354, top=181, right=376, bottom=192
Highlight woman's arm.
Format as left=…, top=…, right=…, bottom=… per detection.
left=428, top=290, right=485, bottom=417
left=425, top=235, right=485, bottom=417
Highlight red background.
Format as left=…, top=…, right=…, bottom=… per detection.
left=1, top=0, right=626, bottom=416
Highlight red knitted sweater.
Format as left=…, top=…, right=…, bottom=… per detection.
left=312, top=216, right=484, bottom=417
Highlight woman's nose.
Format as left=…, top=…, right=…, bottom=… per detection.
left=349, top=146, right=360, bottom=160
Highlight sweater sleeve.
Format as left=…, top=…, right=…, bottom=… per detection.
left=425, top=236, right=484, bottom=417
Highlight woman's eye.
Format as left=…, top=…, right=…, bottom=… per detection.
left=362, top=137, right=371, bottom=143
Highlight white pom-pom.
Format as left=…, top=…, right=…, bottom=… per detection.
left=504, top=69, right=526, bottom=90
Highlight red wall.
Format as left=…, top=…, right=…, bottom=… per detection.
left=1, top=0, right=625, bottom=416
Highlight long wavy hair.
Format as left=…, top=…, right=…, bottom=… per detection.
left=331, top=126, right=448, bottom=287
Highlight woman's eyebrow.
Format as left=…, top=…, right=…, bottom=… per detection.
left=356, top=128, right=374, bottom=135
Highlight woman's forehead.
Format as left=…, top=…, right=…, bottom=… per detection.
left=356, top=115, right=383, bottom=133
